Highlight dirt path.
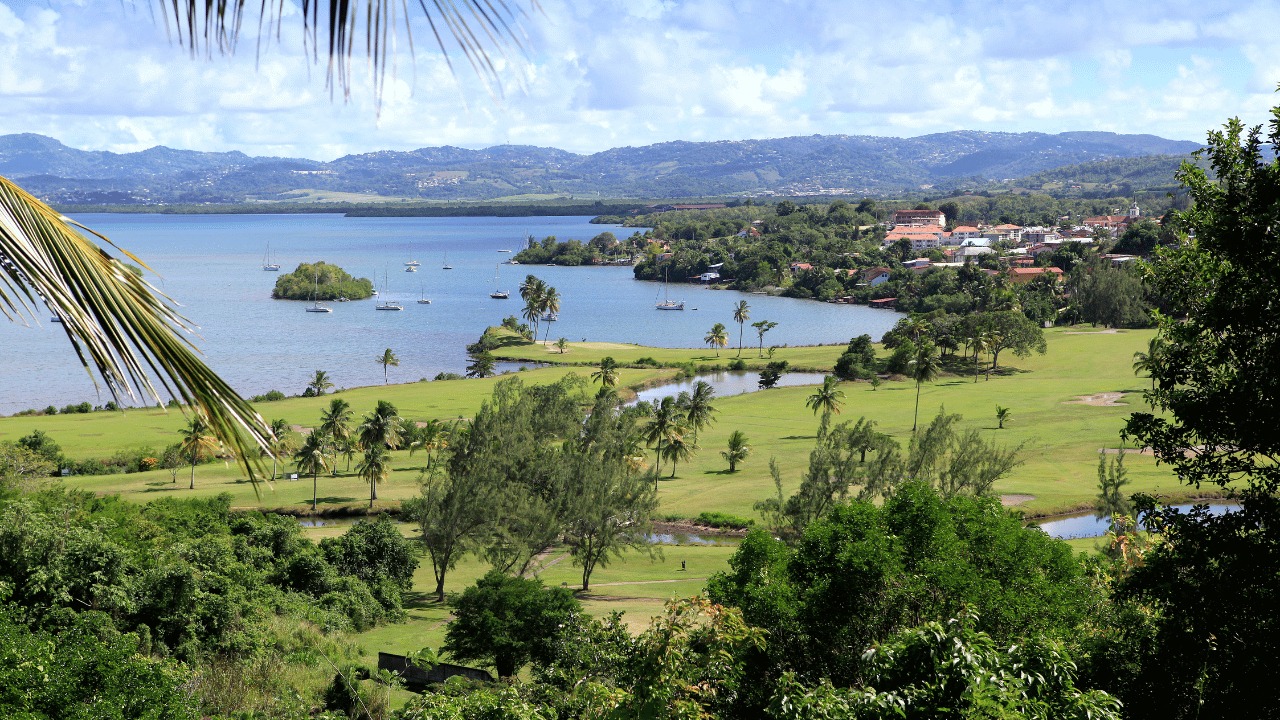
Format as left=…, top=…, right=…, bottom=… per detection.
left=1062, top=392, right=1128, bottom=406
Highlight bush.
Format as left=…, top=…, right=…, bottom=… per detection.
left=251, top=390, right=286, bottom=402
left=42, top=405, right=57, bottom=416
left=434, top=372, right=463, bottom=381
left=60, top=402, right=92, bottom=414
left=697, top=512, right=755, bottom=530
left=727, top=358, right=747, bottom=371
left=634, top=356, right=659, bottom=367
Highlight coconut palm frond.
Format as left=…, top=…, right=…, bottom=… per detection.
left=158, top=0, right=537, bottom=101
left=0, top=175, right=272, bottom=484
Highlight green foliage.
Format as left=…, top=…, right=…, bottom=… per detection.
left=444, top=569, right=582, bottom=678
left=758, top=360, right=789, bottom=389
left=271, top=261, right=374, bottom=301
left=767, top=613, right=1122, bottom=720
left=712, top=482, right=1093, bottom=716
left=696, top=511, right=754, bottom=529
left=320, top=515, right=419, bottom=592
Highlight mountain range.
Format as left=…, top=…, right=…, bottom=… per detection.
left=0, top=130, right=1202, bottom=204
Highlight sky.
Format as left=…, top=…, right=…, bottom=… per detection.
left=0, top=0, right=1276, bottom=161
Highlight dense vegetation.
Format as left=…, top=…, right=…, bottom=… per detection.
left=272, top=261, right=375, bottom=301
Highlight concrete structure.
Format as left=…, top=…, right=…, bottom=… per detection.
left=890, top=210, right=946, bottom=227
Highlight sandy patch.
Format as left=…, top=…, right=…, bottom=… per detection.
left=289, top=425, right=312, bottom=433
left=1062, top=392, right=1128, bottom=406
left=1000, top=494, right=1036, bottom=506
left=1062, top=329, right=1120, bottom=334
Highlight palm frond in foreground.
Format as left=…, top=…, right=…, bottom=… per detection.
left=0, top=175, right=272, bottom=484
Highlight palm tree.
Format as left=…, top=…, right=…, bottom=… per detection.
left=376, top=348, right=399, bottom=383
left=318, top=398, right=355, bottom=470
left=266, top=418, right=296, bottom=481
left=733, top=300, right=751, bottom=356
left=721, top=430, right=751, bottom=472
left=995, top=405, right=1012, bottom=429
left=1133, top=336, right=1166, bottom=390
left=642, top=396, right=682, bottom=481
left=358, top=400, right=403, bottom=452
left=521, top=293, right=543, bottom=342
left=540, top=287, right=562, bottom=345
left=0, top=178, right=271, bottom=481
left=684, top=380, right=718, bottom=445
left=308, top=370, right=334, bottom=396
left=293, top=430, right=330, bottom=512
left=178, top=413, right=220, bottom=490
left=356, top=445, right=391, bottom=508
left=806, top=376, right=845, bottom=435
left=408, top=418, right=449, bottom=471
left=974, top=333, right=992, bottom=383
left=909, top=342, right=942, bottom=432
left=591, top=357, right=620, bottom=388
left=555, top=337, right=569, bottom=354
left=663, top=425, right=694, bottom=478
left=704, top=323, right=728, bottom=357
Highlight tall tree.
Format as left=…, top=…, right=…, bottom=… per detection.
left=683, top=380, right=718, bottom=445
left=466, top=352, right=496, bottom=378
left=293, top=430, right=330, bottom=511
left=266, top=418, right=296, bottom=482
left=909, top=342, right=941, bottom=432
left=591, top=356, right=620, bottom=388
left=733, top=300, right=751, bottom=356
left=356, top=445, right=391, bottom=507
left=541, top=287, right=562, bottom=345
left=752, top=320, right=778, bottom=357
left=318, top=397, right=355, bottom=471
left=805, top=376, right=845, bottom=436
left=177, top=413, right=220, bottom=490
left=705, top=323, right=729, bottom=357
left=642, top=396, right=683, bottom=481
left=375, top=348, right=399, bottom=383
left=358, top=400, right=403, bottom=452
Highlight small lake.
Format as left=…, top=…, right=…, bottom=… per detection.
left=631, top=371, right=829, bottom=406
left=1033, top=503, right=1240, bottom=539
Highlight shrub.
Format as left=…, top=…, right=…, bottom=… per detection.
left=697, top=512, right=755, bottom=530
left=434, top=372, right=464, bottom=381
left=727, top=358, right=747, bottom=371
left=634, top=356, right=659, bottom=366
left=251, top=390, right=286, bottom=402
left=42, top=405, right=57, bottom=416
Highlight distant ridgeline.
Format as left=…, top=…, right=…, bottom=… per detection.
left=271, top=261, right=373, bottom=300
left=343, top=202, right=648, bottom=217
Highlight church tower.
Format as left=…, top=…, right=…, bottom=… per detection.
left=1129, top=200, right=1140, bottom=219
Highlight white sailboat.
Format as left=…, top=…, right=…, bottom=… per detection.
left=442, top=252, right=452, bottom=270
left=655, top=268, right=684, bottom=310
left=490, top=264, right=509, bottom=299
left=417, top=283, right=432, bottom=305
left=405, top=242, right=421, bottom=268
left=376, top=269, right=403, bottom=310
left=306, top=271, right=331, bottom=312
left=262, top=242, right=281, bottom=271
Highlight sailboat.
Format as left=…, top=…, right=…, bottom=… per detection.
left=262, top=242, right=281, bottom=271
left=404, top=242, right=421, bottom=268
left=376, top=269, right=403, bottom=310
left=442, top=252, right=452, bottom=270
left=490, top=264, right=509, bottom=299
left=417, top=283, right=431, bottom=305
left=655, top=268, right=684, bottom=310
left=306, top=271, right=331, bottom=312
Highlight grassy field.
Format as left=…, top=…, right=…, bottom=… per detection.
left=10, top=326, right=1186, bottom=679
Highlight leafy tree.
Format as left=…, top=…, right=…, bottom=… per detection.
left=967, top=310, right=1047, bottom=370
left=375, top=348, right=399, bottom=383
left=721, top=430, right=752, bottom=472
left=404, top=469, right=497, bottom=603
left=307, top=369, right=335, bottom=396
left=758, top=360, right=789, bottom=389
left=321, top=515, right=420, bottom=591
left=1109, top=105, right=1280, bottom=718
left=733, top=300, right=751, bottom=356
left=705, top=322, right=729, bottom=356
left=466, top=351, right=496, bottom=378
left=444, top=570, right=582, bottom=678
left=1074, top=260, right=1150, bottom=328
left=1094, top=449, right=1131, bottom=522
left=752, top=319, right=778, bottom=357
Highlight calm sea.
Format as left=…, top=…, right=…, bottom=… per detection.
left=1, top=214, right=900, bottom=414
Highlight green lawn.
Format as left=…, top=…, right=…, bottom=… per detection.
left=12, top=326, right=1194, bottom=675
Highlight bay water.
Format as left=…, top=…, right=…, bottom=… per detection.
left=1, top=214, right=900, bottom=415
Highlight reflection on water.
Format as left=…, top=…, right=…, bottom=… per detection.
left=631, top=371, right=829, bottom=406
left=1033, top=503, right=1239, bottom=539
left=648, top=533, right=719, bottom=545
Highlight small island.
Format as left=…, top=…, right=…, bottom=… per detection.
left=271, top=261, right=374, bottom=301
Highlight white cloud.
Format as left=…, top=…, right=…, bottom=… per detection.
left=0, top=0, right=1273, bottom=159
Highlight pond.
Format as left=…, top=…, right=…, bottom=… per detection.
left=630, top=370, right=829, bottom=406
left=1032, top=503, right=1240, bottom=539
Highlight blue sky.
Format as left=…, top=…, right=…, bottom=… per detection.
left=0, top=0, right=1275, bottom=160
